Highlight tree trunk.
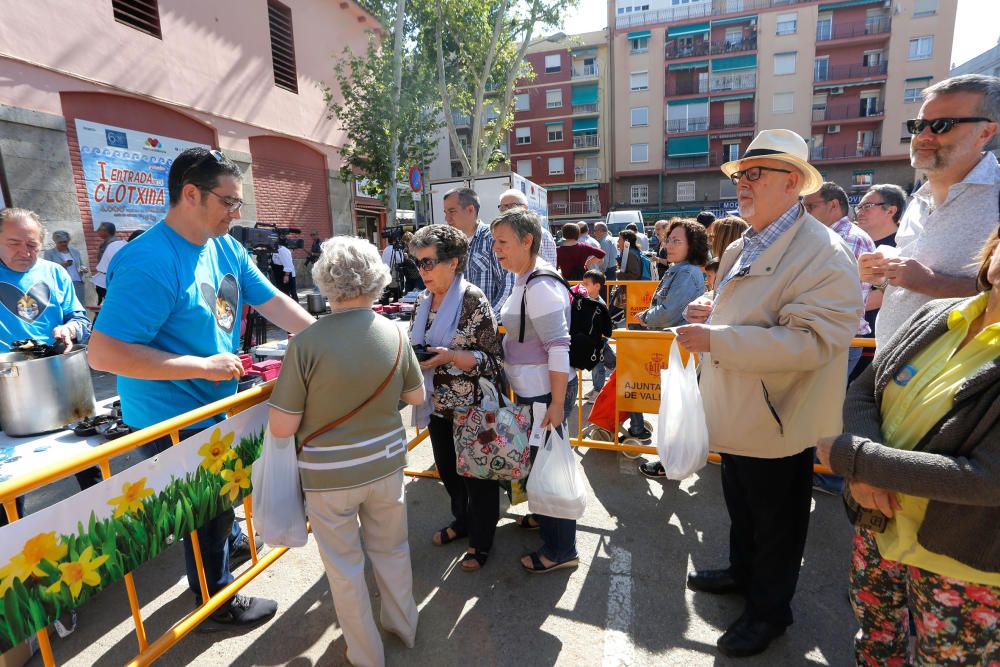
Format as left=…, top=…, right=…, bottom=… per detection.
left=386, top=0, right=407, bottom=228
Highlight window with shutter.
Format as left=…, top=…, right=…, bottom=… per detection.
left=111, top=0, right=162, bottom=38
left=268, top=0, right=298, bottom=93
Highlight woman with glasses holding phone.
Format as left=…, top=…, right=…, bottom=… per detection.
left=407, top=224, right=503, bottom=571
left=815, top=228, right=1000, bottom=665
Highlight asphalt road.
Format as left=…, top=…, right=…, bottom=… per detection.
left=20, top=373, right=859, bottom=667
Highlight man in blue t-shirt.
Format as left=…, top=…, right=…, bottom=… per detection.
left=0, top=207, right=96, bottom=527
left=0, top=209, right=91, bottom=352
left=90, top=148, right=315, bottom=629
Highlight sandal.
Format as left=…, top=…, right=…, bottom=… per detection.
left=432, top=526, right=467, bottom=546
left=460, top=550, right=489, bottom=572
left=515, top=514, right=541, bottom=530
left=72, top=414, right=115, bottom=437
left=521, top=551, right=579, bottom=574
left=102, top=422, right=134, bottom=440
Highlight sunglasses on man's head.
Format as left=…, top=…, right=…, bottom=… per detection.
left=905, top=117, right=993, bottom=135
left=180, top=148, right=227, bottom=184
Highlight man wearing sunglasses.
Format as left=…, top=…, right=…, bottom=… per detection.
left=859, top=74, right=1000, bottom=347
left=676, top=129, right=862, bottom=657
left=89, top=147, right=316, bottom=629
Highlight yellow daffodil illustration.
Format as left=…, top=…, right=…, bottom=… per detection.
left=0, top=532, right=68, bottom=595
left=107, top=477, right=155, bottom=519
left=46, top=546, right=110, bottom=600
left=198, top=428, right=235, bottom=475
left=219, top=459, right=251, bottom=502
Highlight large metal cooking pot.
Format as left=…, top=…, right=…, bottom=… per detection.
left=306, top=293, right=328, bottom=315
left=0, top=347, right=97, bottom=436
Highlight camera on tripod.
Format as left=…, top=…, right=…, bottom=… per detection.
left=230, top=222, right=305, bottom=252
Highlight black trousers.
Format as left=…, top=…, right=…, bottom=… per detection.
left=428, top=415, right=500, bottom=552
left=721, top=447, right=814, bottom=627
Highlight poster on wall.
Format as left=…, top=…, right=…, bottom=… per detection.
left=0, top=404, right=267, bottom=651
left=74, top=119, right=208, bottom=231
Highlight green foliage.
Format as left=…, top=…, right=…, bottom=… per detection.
left=326, top=30, right=441, bottom=200
left=0, top=428, right=264, bottom=652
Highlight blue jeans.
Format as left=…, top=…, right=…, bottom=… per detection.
left=143, top=427, right=242, bottom=602
left=516, top=391, right=578, bottom=563
left=592, top=341, right=616, bottom=392
left=564, top=375, right=578, bottom=426
left=847, top=346, right=863, bottom=380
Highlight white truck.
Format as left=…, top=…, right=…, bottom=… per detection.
left=428, top=172, right=548, bottom=229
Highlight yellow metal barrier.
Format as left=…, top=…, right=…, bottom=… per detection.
left=0, top=382, right=279, bottom=667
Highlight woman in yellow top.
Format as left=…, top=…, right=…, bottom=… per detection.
left=817, top=230, right=1000, bottom=666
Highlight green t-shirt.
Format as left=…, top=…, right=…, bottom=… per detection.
left=269, top=309, right=422, bottom=491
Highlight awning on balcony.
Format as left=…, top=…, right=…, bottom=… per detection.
left=815, top=80, right=884, bottom=91
left=905, top=76, right=933, bottom=82
left=667, top=22, right=710, bottom=38
left=626, top=30, right=651, bottom=39
left=572, top=47, right=597, bottom=56
left=711, top=15, right=756, bottom=26
left=667, top=135, right=709, bottom=157
left=668, top=97, right=709, bottom=106
left=544, top=120, right=564, bottom=126
left=818, top=0, right=881, bottom=9
left=571, top=84, right=598, bottom=106
left=711, top=93, right=754, bottom=102
left=712, top=55, right=757, bottom=72
left=668, top=60, right=709, bottom=71
left=572, top=118, right=599, bottom=133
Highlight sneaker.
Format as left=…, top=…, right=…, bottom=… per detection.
left=230, top=532, right=263, bottom=568
left=627, top=427, right=652, bottom=441
left=639, top=461, right=666, bottom=479
left=201, top=594, right=278, bottom=630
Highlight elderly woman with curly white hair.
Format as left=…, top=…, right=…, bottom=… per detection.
left=269, top=236, right=425, bottom=667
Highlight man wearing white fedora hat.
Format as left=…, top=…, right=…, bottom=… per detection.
left=677, top=129, right=863, bottom=657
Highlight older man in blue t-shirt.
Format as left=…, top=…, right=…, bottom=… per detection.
left=90, top=148, right=315, bottom=629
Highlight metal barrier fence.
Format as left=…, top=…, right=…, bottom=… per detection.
left=0, top=289, right=875, bottom=664
left=0, top=383, right=278, bottom=667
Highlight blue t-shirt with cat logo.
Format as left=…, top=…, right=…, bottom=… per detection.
left=0, top=259, right=88, bottom=351
left=98, top=221, right=277, bottom=429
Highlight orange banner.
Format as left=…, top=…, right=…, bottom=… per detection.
left=623, top=281, right=658, bottom=326
left=614, top=330, right=694, bottom=413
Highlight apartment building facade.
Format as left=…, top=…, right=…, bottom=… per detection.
left=610, top=0, right=954, bottom=218
left=509, top=31, right=612, bottom=223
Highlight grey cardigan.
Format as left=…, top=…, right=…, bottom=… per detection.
left=830, top=297, right=1000, bottom=572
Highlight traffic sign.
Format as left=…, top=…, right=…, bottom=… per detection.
left=408, top=166, right=422, bottom=193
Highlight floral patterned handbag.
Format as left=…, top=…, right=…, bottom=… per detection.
left=453, top=354, right=533, bottom=481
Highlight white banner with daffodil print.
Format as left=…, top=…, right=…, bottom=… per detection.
left=0, top=403, right=267, bottom=651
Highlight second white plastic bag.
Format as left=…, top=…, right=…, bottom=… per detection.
left=527, top=426, right=588, bottom=520
left=251, top=428, right=309, bottom=548
left=655, top=339, right=709, bottom=480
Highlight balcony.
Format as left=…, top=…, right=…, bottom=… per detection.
left=665, top=153, right=725, bottom=170
left=550, top=201, right=602, bottom=217
left=571, top=64, right=598, bottom=79
left=572, top=134, right=601, bottom=149
left=709, top=111, right=755, bottom=130
left=615, top=0, right=809, bottom=30
left=812, top=104, right=884, bottom=123
left=572, top=103, right=599, bottom=114
left=664, top=37, right=757, bottom=60
left=816, top=16, right=891, bottom=42
left=666, top=117, right=709, bottom=134
left=810, top=145, right=882, bottom=161
left=574, top=167, right=602, bottom=182
left=665, top=80, right=709, bottom=97
left=814, top=62, right=888, bottom=83
left=709, top=72, right=755, bottom=92
left=451, top=111, right=471, bottom=127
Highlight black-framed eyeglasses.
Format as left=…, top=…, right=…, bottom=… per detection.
left=856, top=201, right=888, bottom=213
left=729, top=166, right=792, bottom=185
left=906, top=117, right=993, bottom=135
left=203, top=189, right=244, bottom=213
left=415, top=257, right=444, bottom=272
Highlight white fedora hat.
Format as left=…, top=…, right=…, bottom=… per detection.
left=720, top=129, right=824, bottom=195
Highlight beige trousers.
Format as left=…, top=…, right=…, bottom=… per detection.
left=305, top=471, right=418, bottom=667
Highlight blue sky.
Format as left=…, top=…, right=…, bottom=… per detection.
left=560, top=0, right=1000, bottom=69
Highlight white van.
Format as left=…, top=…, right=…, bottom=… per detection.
left=605, top=210, right=644, bottom=236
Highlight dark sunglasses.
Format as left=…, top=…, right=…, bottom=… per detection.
left=905, top=117, right=993, bottom=135
left=729, top=166, right=792, bottom=186
left=415, top=257, right=444, bottom=272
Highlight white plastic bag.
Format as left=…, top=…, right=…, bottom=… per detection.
left=527, top=426, right=588, bottom=520
left=655, top=339, right=709, bottom=480
left=251, top=429, right=309, bottom=547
